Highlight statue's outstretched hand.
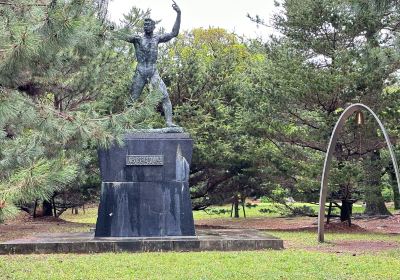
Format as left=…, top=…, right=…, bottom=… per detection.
left=172, top=1, right=181, bottom=13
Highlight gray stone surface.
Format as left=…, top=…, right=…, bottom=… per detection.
left=0, top=229, right=284, bottom=254
left=95, top=132, right=195, bottom=237
left=98, top=133, right=193, bottom=183
left=129, top=127, right=185, bottom=133
left=95, top=182, right=195, bottom=237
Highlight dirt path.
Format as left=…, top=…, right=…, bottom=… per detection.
left=2, top=213, right=400, bottom=253
left=0, top=213, right=92, bottom=243
left=195, top=215, right=400, bottom=253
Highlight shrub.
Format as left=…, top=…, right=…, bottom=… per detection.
left=259, top=208, right=276, bottom=214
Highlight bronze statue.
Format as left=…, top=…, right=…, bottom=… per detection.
left=118, top=1, right=181, bottom=128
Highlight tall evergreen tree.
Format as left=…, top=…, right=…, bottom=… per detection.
left=251, top=0, right=400, bottom=215
left=0, top=0, right=158, bottom=221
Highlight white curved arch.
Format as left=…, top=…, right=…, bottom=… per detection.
left=318, top=103, right=400, bottom=242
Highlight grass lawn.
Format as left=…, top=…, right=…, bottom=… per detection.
left=192, top=202, right=396, bottom=219
left=0, top=234, right=400, bottom=280
left=2, top=205, right=399, bottom=279
left=272, top=230, right=400, bottom=246
left=61, top=207, right=99, bottom=224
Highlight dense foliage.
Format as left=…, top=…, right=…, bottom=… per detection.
left=246, top=0, right=400, bottom=215
left=1, top=0, right=399, bottom=221
left=0, top=0, right=159, bottom=220
left=157, top=0, right=400, bottom=216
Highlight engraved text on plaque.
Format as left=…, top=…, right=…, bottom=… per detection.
left=126, top=155, right=164, bottom=166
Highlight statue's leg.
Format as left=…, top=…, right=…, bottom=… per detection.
left=150, top=71, right=177, bottom=127
left=130, top=71, right=146, bottom=101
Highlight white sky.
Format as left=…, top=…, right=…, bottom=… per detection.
left=108, top=0, right=277, bottom=39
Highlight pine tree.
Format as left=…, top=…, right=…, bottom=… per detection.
left=252, top=0, right=400, bottom=215
left=0, top=0, right=159, bottom=221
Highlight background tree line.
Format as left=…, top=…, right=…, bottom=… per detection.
left=1, top=0, right=399, bottom=221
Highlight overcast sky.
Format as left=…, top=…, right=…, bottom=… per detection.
left=108, top=0, right=277, bottom=39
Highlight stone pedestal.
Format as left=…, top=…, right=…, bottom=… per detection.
left=95, top=133, right=195, bottom=237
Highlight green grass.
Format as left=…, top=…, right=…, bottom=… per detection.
left=1, top=249, right=400, bottom=279
left=21, top=210, right=400, bottom=279
left=54, top=204, right=400, bottom=279
left=182, top=202, right=390, bottom=220
left=272, top=230, right=400, bottom=247
left=193, top=202, right=396, bottom=220
left=61, top=207, right=98, bottom=224
left=193, top=202, right=280, bottom=219
left=60, top=202, right=396, bottom=224
left=7, top=212, right=400, bottom=279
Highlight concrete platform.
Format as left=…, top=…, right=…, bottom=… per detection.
left=0, top=229, right=283, bottom=254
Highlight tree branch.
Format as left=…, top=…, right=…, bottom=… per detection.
left=0, top=1, right=48, bottom=6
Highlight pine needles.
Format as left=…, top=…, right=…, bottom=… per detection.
left=0, top=1, right=158, bottom=220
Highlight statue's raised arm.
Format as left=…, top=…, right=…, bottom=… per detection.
left=159, top=1, right=181, bottom=43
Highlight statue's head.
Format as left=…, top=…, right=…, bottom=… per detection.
left=143, top=18, right=156, bottom=34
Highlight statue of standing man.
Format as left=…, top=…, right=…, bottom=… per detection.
left=119, top=1, right=181, bottom=128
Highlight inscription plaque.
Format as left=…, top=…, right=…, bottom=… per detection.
left=126, top=155, right=164, bottom=166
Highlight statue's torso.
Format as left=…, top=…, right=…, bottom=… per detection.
left=135, top=36, right=159, bottom=77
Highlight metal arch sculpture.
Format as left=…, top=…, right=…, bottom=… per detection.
left=318, top=103, right=400, bottom=242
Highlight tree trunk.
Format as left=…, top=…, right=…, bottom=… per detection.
left=388, top=162, right=400, bottom=210
left=364, top=150, right=391, bottom=216
left=42, top=200, right=54, bottom=217
left=336, top=142, right=352, bottom=220
left=365, top=194, right=391, bottom=215
left=340, top=200, right=352, bottom=222
left=241, top=195, right=246, bottom=218
left=33, top=200, right=38, bottom=218
left=233, top=196, right=240, bottom=218
left=52, top=197, right=57, bottom=217
left=393, top=182, right=400, bottom=210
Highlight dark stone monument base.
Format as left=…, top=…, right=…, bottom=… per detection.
left=0, top=229, right=284, bottom=254
left=95, top=132, right=195, bottom=237
left=95, top=182, right=195, bottom=237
